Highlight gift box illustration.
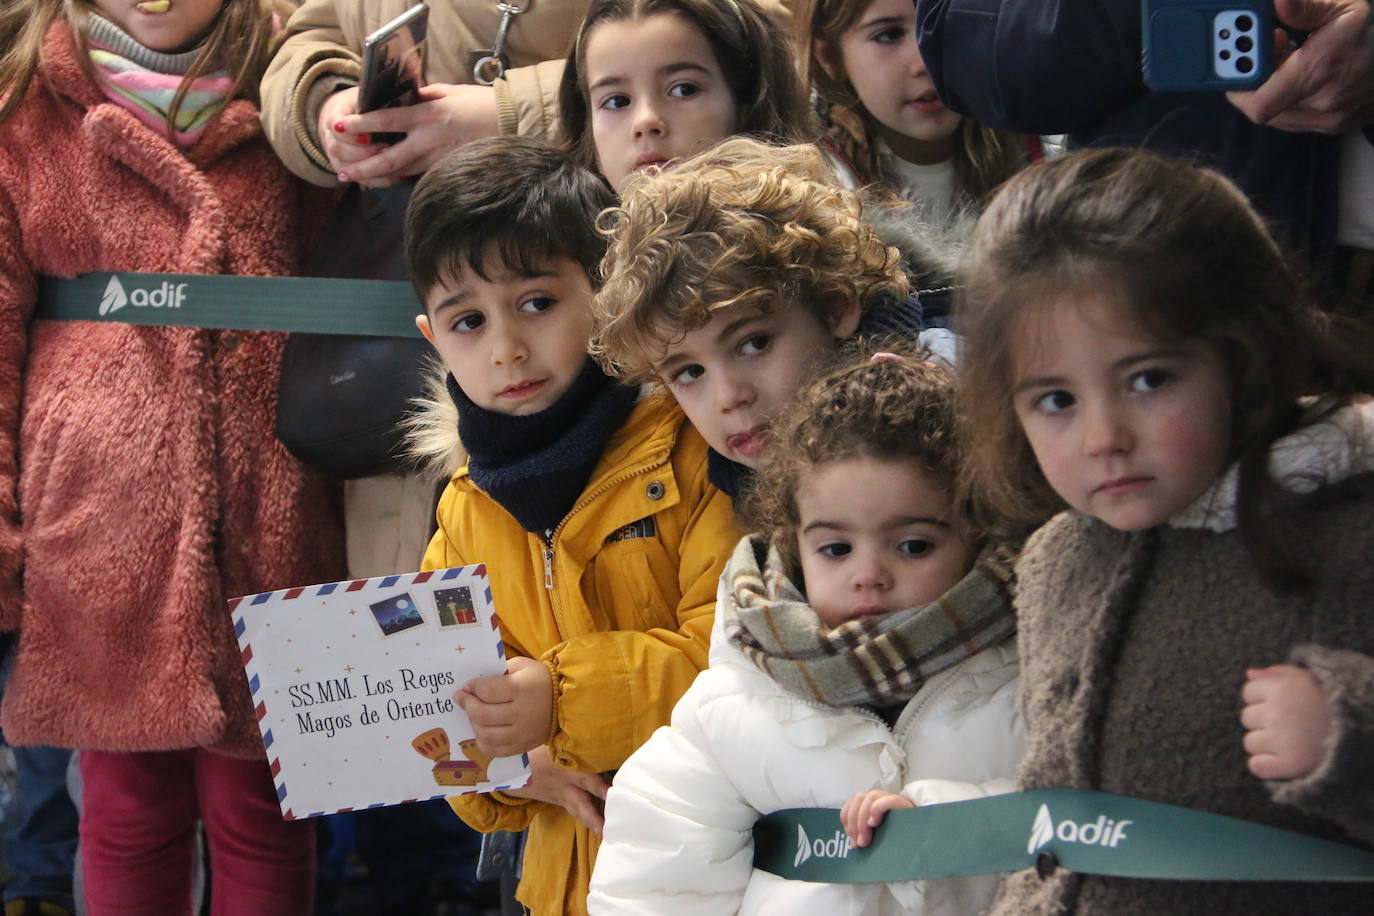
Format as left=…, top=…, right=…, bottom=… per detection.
left=230, top=563, right=530, bottom=818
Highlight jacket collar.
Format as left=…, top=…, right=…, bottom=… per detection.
left=450, top=390, right=689, bottom=547
left=41, top=19, right=263, bottom=170
left=1170, top=400, right=1374, bottom=533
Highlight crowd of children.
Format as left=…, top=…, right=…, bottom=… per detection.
left=0, top=0, right=1371, bottom=914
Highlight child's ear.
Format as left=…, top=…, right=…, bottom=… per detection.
left=415, top=313, right=436, bottom=345
left=812, top=39, right=842, bottom=82
left=828, top=298, right=862, bottom=340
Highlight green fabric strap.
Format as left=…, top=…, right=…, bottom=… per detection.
left=35, top=272, right=422, bottom=338
left=753, top=789, right=1374, bottom=883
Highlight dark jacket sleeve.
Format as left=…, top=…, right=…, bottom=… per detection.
left=915, top=0, right=1145, bottom=133
left=915, top=0, right=1339, bottom=260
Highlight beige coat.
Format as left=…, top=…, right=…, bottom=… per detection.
left=260, top=0, right=796, bottom=187
left=260, top=0, right=585, bottom=185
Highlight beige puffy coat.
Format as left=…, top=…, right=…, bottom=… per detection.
left=260, top=0, right=586, bottom=185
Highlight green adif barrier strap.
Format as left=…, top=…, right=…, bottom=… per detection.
left=35, top=272, right=423, bottom=338
left=754, top=789, right=1374, bottom=884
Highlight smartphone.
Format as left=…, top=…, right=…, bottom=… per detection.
left=358, top=3, right=429, bottom=143
left=1142, top=0, right=1273, bottom=92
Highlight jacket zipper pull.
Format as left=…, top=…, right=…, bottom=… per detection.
left=543, top=529, right=555, bottom=591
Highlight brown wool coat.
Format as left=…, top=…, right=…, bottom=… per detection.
left=995, top=447, right=1374, bottom=913
left=0, top=23, right=346, bottom=757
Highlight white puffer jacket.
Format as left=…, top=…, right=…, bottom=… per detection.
left=588, top=580, right=1024, bottom=915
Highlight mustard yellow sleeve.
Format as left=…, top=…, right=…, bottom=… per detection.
left=429, top=483, right=555, bottom=829
left=543, top=459, right=739, bottom=774
left=419, top=519, right=456, bottom=573
left=421, top=481, right=472, bottom=573
left=447, top=786, right=546, bottom=833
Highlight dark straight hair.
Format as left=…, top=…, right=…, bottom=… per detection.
left=405, top=136, right=617, bottom=304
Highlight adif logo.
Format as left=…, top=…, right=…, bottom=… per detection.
left=1027, top=804, right=1131, bottom=854
left=99, top=275, right=128, bottom=315
left=98, top=276, right=186, bottom=316
left=794, top=825, right=811, bottom=868
left=794, top=824, right=852, bottom=868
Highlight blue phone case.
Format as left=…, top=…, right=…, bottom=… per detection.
left=1142, top=0, right=1273, bottom=92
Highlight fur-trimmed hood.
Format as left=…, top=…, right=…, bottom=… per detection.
left=862, top=190, right=967, bottom=295
left=1172, top=399, right=1374, bottom=532
left=404, top=358, right=465, bottom=482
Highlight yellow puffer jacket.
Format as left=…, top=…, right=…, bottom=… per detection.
left=422, top=391, right=739, bottom=915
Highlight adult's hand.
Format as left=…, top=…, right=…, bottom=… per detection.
left=503, top=746, right=610, bottom=835
left=329, top=83, right=501, bottom=187
left=1227, top=0, right=1374, bottom=132
left=317, top=87, right=391, bottom=179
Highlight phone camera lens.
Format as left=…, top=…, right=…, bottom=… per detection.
left=1219, top=28, right=1231, bottom=39
left=1236, top=35, right=1254, bottom=52
left=1237, top=55, right=1254, bottom=73
left=1236, top=14, right=1254, bottom=31
left=1219, top=49, right=1232, bottom=60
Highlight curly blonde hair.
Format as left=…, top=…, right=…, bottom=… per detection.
left=590, top=137, right=907, bottom=382
left=747, top=344, right=971, bottom=569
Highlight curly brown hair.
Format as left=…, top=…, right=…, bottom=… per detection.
left=746, top=344, right=972, bottom=569
left=590, top=137, right=907, bottom=381
left=957, top=147, right=1374, bottom=585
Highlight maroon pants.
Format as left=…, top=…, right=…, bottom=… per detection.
left=79, top=748, right=315, bottom=916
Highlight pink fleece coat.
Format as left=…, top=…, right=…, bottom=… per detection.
left=0, top=23, right=346, bottom=757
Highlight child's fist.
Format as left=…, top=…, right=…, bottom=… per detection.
left=840, top=790, right=914, bottom=849
left=455, top=656, right=554, bottom=757
left=504, top=746, right=611, bottom=835
left=1240, top=664, right=1332, bottom=781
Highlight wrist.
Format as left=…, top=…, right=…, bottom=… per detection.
left=541, top=657, right=560, bottom=745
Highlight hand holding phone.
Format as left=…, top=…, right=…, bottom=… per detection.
left=1226, top=0, right=1374, bottom=133
left=1142, top=1, right=1274, bottom=92
left=358, top=3, right=430, bottom=143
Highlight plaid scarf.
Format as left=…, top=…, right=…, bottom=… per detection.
left=721, top=534, right=1018, bottom=708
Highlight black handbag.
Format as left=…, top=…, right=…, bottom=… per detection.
left=275, top=182, right=433, bottom=479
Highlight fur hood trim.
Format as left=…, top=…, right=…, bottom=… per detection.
left=861, top=190, right=967, bottom=293
left=403, top=358, right=464, bottom=482
left=1171, top=399, right=1374, bottom=532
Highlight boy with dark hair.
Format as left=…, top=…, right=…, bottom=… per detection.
left=403, top=136, right=739, bottom=916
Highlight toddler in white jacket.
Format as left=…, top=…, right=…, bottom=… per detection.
left=588, top=349, right=1024, bottom=915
